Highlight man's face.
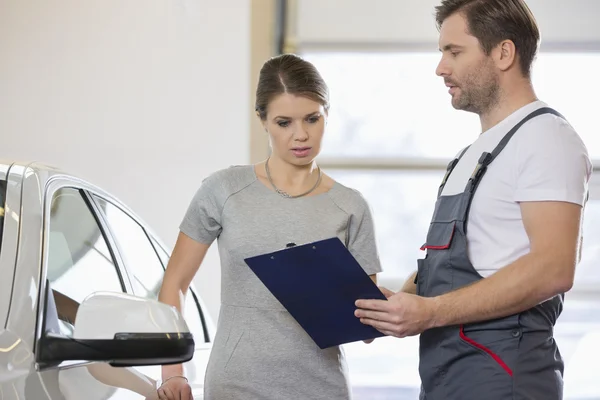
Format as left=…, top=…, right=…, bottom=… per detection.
left=436, top=12, right=500, bottom=115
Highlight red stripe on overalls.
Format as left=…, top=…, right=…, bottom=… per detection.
left=459, top=325, right=513, bottom=377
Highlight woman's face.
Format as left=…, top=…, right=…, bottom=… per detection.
left=261, top=93, right=327, bottom=166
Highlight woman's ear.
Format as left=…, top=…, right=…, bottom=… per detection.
left=258, top=114, right=268, bottom=132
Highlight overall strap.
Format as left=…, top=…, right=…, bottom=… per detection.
left=437, top=145, right=470, bottom=197
left=461, top=107, right=564, bottom=230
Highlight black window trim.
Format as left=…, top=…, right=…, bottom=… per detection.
left=0, top=179, right=7, bottom=256
left=81, top=189, right=133, bottom=294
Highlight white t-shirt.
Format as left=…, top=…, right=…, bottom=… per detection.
left=441, top=101, right=592, bottom=277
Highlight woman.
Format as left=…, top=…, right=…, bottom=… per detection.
left=157, top=54, right=382, bottom=400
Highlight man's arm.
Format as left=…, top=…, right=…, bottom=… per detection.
left=355, top=201, right=582, bottom=337
left=430, top=200, right=581, bottom=327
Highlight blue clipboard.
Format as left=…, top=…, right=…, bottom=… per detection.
left=244, top=237, right=387, bottom=349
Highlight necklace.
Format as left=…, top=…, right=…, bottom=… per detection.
left=265, top=157, right=323, bottom=198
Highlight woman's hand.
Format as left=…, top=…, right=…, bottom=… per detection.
left=157, top=376, right=193, bottom=400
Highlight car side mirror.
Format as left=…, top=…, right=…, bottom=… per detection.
left=37, top=291, right=194, bottom=368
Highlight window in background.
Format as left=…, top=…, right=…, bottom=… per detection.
left=327, top=169, right=443, bottom=283
left=304, top=52, right=600, bottom=159
left=304, top=52, right=479, bottom=159
left=303, top=51, right=600, bottom=399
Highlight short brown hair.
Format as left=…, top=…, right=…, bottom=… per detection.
left=435, top=0, right=540, bottom=78
left=255, top=54, right=330, bottom=120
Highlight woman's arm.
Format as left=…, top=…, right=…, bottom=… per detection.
left=158, top=232, right=211, bottom=381
left=401, top=271, right=417, bottom=295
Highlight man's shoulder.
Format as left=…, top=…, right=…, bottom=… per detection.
left=516, top=108, right=588, bottom=157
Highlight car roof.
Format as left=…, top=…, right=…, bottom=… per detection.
left=1, top=159, right=175, bottom=330
left=0, top=159, right=147, bottom=223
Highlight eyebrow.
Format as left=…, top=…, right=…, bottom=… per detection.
left=439, top=44, right=465, bottom=52
left=273, top=112, right=321, bottom=120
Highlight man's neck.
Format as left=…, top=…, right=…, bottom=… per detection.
left=480, top=79, right=538, bottom=133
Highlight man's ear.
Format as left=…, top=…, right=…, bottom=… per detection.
left=493, top=39, right=518, bottom=72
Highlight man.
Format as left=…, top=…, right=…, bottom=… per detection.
left=355, top=0, right=592, bottom=399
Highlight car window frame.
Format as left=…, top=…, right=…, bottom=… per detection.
left=0, top=179, right=7, bottom=256
left=36, top=179, right=134, bottom=369
left=91, top=194, right=166, bottom=299
left=88, top=193, right=212, bottom=344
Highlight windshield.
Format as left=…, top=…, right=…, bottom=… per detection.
left=0, top=180, right=6, bottom=255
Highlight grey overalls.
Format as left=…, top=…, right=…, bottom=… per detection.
left=417, top=107, right=565, bottom=399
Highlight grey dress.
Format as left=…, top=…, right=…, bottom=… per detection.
left=179, top=165, right=382, bottom=400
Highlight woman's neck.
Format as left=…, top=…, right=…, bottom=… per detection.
left=265, top=156, right=320, bottom=190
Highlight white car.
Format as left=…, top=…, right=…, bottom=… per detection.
left=0, top=160, right=214, bottom=399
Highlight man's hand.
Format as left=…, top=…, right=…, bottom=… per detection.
left=355, top=288, right=437, bottom=338
left=360, top=288, right=395, bottom=343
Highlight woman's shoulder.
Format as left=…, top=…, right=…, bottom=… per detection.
left=198, top=165, right=257, bottom=198
left=208, top=164, right=256, bottom=181
left=327, top=178, right=371, bottom=213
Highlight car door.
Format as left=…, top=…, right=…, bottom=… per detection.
left=37, top=185, right=159, bottom=400
left=91, top=194, right=212, bottom=399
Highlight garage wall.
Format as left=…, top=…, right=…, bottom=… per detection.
left=0, top=0, right=251, bottom=321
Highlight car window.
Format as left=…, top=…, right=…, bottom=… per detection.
left=93, top=196, right=209, bottom=343
left=0, top=180, right=6, bottom=256
left=46, top=188, right=124, bottom=336
left=93, top=197, right=165, bottom=297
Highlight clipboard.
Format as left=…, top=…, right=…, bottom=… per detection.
left=244, top=237, right=387, bottom=349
